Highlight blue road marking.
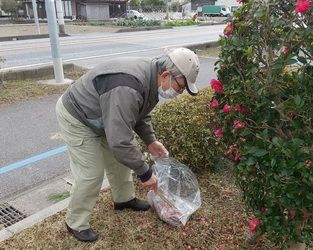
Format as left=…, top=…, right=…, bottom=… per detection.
left=0, top=146, right=68, bottom=175
left=6, top=49, right=113, bottom=63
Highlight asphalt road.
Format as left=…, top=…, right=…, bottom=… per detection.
left=0, top=26, right=220, bottom=203
left=0, top=24, right=224, bottom=71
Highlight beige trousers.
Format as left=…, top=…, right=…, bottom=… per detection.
left=56, top=96, right=135, bottom=231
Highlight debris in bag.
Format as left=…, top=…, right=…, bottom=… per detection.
left=147, top=157, right=201, bottom=226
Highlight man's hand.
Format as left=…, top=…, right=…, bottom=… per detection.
left=148, top=141, right=168, bottom=158
left=142, top=173, right=158, bottom=192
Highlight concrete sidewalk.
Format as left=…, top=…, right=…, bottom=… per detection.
left=0, top=174, right=109, bottom=241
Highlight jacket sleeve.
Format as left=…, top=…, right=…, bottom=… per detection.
left=99, top=86, right=150, bottom=176
left=134, top=114, right=156, bottom=147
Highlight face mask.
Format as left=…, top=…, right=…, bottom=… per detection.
left=158, top=76, right=180, bottom=99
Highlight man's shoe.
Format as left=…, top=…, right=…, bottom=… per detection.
left=66, top=224, right=98, bottom=242
left=114, top=198, right=150, bottom=211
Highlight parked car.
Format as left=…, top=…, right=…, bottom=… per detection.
left=126, top=10, right=145, bottom=20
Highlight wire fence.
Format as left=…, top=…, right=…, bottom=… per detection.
left=122, top=6, right=195, bottom=21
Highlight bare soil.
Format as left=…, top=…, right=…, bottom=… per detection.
left=0, top=23, right=121, bottom=37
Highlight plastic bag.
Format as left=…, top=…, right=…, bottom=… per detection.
left=147, top=157, right=201, bottom=226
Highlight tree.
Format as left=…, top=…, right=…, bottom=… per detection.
left=128, top=0, right=141, bottom=9
left=140, top=0, right=166, bottom=12
left=1, top=0, right=21, bottom=19
left=210, top=0, right=312, bottom=248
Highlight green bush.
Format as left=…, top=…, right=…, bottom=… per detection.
left=212, top=0, right=312, bottom=248
left=163, top=20, right=200, bottom=26
left=79, top=22, right=110, bottom=26
left=139, top=88, right=228, bottom=172
left=112, top=20, right=161, bottom=27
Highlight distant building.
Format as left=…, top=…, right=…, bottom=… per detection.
left=191, top=0, right=215, bottom=12
left=21, top=0, right=127, bottom=21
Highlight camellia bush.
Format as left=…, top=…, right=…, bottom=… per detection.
left=211, top=0, right=312, bottom=248
left=138, top=88, right=228, bottom=172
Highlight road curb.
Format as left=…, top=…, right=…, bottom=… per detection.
left=0, top=33, right=69, bottom=42
left=0, top=198, right=69, bottom=242
left=0, top=177, right=110, bottom=242
left=2, top=63, right=87, bottom=81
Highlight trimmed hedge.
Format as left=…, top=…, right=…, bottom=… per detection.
left=138, top=88, right=228, bottom=172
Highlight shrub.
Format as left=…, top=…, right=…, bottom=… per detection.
left=163, top=20, right=200, bottom=26
left=138, top=88, right=228, bottom=172
left=212, top=0, right=312, bottom=248
left=112, top=20, right=161, bottom=27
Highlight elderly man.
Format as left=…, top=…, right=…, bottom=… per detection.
left=56, top=47, right=200, bottom=242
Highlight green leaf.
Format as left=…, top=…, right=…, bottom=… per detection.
left=286, top=59, right=297, bottom=65
left=294, top=95, right=301, bottom=106
left=271, top=158, right=276, bottom=167
left=306, top=194, right=313, bottom=201
left=273, top=175, right=280, bottom=181
left=247, top=157, right=255, bottom=166
left=297, top=56, right=307, bottom=64
left=254, top=149, right=268, bottom=157
left=270, top=179, right=278, bottom=187
left=286, top=192, right=296, bottom=199
left=307, top=45, right=313, bottom=54
left=273, top=63, right=283, bottom=70
left=272, top=137, right=283, bottom=146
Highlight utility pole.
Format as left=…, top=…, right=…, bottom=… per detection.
left=31, top=0, right=41, bottom=34
left=45, top=0, right=65, bottom=84
left=55, top=0, right=65, bottom=34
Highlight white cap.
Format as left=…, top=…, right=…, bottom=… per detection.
left=163, top=47, right=200, bottom=96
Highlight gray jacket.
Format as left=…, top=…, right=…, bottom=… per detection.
left=62, top=57, right=159, bottom=176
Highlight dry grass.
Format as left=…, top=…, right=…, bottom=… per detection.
left=196, top=47, right=221, bottom=58
left=0, top=69, right=87, bottom=108
left=0, top=167, right=276, bottom=250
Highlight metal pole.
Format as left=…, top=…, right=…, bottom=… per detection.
left=31, top=0, right=41, bottom=34
left=45, top=0, right=64, bottom=83
left=166, top=0, right=169, bottom=21
left=55, top=0, right=65, bottom=34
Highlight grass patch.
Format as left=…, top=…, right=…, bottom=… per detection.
left=0, top=167, right=278, bottom=249
left=73, top=22, right=112, bottom=26
left=163, top=20, right=200, bottom=26
left=112, top=20, right=161, bottom=27
left=196, top=47, right=221, bottom=58
left=47, top=191, right=70, bottom=204
left=0, top=69, right=87, bottom=108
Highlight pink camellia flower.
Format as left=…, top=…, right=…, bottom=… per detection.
left=223, top=105, right=232, bottom=112
left=239, top=137, right=246, bottom=142
left=236, top=0, right=243, bottom=2
left=223, top=23, right=234, bottom=36
left=234, top=154, right=241, bottom=161
left=210, top=79, right=224, bottom=93
left=289, top=210, right=295, bottom=219
left=240, top=107, right=247, bottom=114
left=210, top=99, right=219, bottom=108
left=182, top=232, right=187, bottom=236
left=227, top=148, right=233, bottom=155
left=214, top=129, right=223, bottom=138
left=233, top=120, right=246, bottom=128
left=235, top=103, right=247, bottom=114
left=295, top=0, right=310, bottom=13
left=200, top=217, right=206, bottom=222
left=249, top=219, right=260, bottom=233
left=227, top=146, right=238, bottom=157
left=284, top=46, right=289, bottom=53
left=235, top=103, right=241, bottom=112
